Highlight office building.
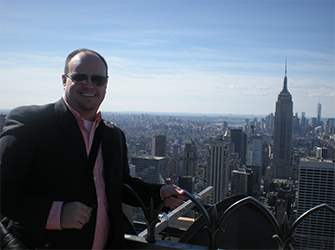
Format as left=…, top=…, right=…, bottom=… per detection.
left=293, top=113, right=300, bottom=134
left=294, top=158, right=335, bottom=249
left=311, top=117, right=317, bottom=128
left=178, top=176, right=195, bottom=193
left=222, top=121, right=228, bottom=130
left=300, top=112, right=306, bottom=126
left=172, top=143, right=181, bottom=161
left=326, top=118, right=334, bottom=128
left=272, top=63, right=293, bottom=180
left=316, top=147, right=328, bottom=159
left=182, top=138, right=197, bottom=177
left=152, top=134, right=167, bottom=157
left=207, top=135, right=230, bottom=204
left=317, top=101, right=322, bottom=125
left=231, top=128, right=246, bottom=165
left=167, top=157, right=178, bottom=180
left=325, top=118, right=335, bottom=134
left=246, top=165, right=261, bottom=195
left=130, top=156, right=168, bottom=184
left=231, top=170, right=252, bottom=196
left=246, top=133, right=262, bottom=166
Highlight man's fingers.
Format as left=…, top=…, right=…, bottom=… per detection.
left=162, top=185, right=185, bottom=199
left=164, top=196, right=184, bottom=209
left=61, top=201, right=93, bottom=229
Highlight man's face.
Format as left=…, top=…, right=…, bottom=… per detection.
left=62, top=52, right=108, bottom=121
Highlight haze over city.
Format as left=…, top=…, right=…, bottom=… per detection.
left=0, top=0, right=334, bottom=118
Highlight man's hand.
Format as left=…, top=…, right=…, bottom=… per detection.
left=60, top=201, right=92, bottom=229
left=161, top=185, right=186, bottom=209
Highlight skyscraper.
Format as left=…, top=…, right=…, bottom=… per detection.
left=311, top=117, right=318, bottom=128
left=207, top=135, right=230, bottom=204
left=246, top=133, right=262, bottom=166
left=317, top=101, right=322, bottom=125
left=178, top=176, right=195, bottom=193
left=294, top=158, right=335, bottom=249
left=130, top=156, right=168, bottom=184
left=272, top=63, right=293, bottom=179
left=172, top=143, right=181, bottom=161
left=182, top=138, right=197, bottom=176
left=231, top=170, right=251, bottom=196
left=231, top=128, right=246, bottom=165
left=152, top=134, right=167, bottom=157
left=325, top=118, right=335, bottom=135
left=300, top=112, right=306, bottom=126
left=167, top=157, right=177, bottom=178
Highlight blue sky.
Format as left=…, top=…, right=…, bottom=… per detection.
left=0, top=0, right=334, bottom=118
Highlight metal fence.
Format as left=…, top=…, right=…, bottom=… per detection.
left=123, top=184, right=335, bottom=250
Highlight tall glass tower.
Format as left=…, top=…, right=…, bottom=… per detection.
left=272, top=63, right=293, bottom=179
left=207, top=135, right=230, bottom=204
left=317, top=101, right=322, bottom=125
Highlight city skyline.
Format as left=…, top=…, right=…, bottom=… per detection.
left=0, top=1, right=334, bottom=118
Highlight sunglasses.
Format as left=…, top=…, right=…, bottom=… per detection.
left=64, top=73, right=108, bottom=87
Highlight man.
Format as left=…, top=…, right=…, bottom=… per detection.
left=0, top=49, right=184, bottom=249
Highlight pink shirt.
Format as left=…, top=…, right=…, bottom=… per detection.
left=46, top=103, right=109, bottom=249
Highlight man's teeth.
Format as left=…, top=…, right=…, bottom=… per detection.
left=82, top=93, right=95, bottom=97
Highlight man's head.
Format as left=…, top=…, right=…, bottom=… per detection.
left=64, top=49, right=108, bottom=74
left=62, top=49, right=108, bottom=121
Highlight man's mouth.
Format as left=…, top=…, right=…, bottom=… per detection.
left=81, top=93, right=95, bottom=97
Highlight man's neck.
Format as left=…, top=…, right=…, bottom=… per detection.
left=63, top=97, right=99, bottom=122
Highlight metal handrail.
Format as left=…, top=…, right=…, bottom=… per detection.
left=123, top=184, right=335, bottom=250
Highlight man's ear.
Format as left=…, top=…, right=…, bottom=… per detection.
left=62, top=75, right=67, bottom=89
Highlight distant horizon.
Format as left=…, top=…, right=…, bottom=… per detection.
left=1, top=108, right=333, bottom=120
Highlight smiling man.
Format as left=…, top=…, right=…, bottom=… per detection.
left=62, top=51, right=108, bottom=122
left=0, top=49, right=185, bottom=249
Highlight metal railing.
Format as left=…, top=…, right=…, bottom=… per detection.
left=123, top=184, right=335, bottom=250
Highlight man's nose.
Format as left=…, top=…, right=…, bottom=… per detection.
left=83, top=76, right=94, bottom=87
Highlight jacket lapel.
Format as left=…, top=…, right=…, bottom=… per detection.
left=54, top=99, right=87, bottom=162
left=101, top=121, right=116, bottom=179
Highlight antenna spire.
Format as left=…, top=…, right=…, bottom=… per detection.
left=280, top=59, right=289, bottom=94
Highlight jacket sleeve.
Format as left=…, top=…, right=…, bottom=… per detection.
left=0, top=108, right=53, bottom=236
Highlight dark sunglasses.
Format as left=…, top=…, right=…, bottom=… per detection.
left=64, top=73, right=108, bottom=87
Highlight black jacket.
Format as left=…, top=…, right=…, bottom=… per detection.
left=0, top=99, right=163, bottom=249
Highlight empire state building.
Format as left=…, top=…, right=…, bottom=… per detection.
left=272, top=63, right=293, bottom=179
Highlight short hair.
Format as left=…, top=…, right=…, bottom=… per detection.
left=64, top=49, right=108, bottom=75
